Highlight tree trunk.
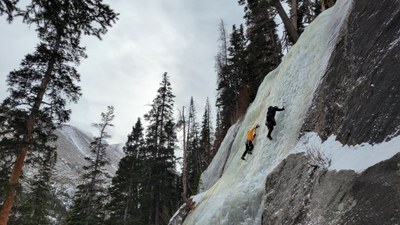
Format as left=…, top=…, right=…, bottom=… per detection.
left=275, top=0, right=299, bottom=43
left=123, top=156, right=136, bottom=224
left=158, top=72, right=168, bottom=153
left=123, top=184, right=132, bottom=223
left=181, top=107, right=188, bottom=203
left=155, top=191, right=160, bottom=225
left=0, top=35, right=61, bottom=225
left=327, top=0, right=335, bottom=7
left=154, top=73, right=168, bottom=225
left=320, top=0, right=326, bottom=11
left=291, top=0, right=298, bottom=31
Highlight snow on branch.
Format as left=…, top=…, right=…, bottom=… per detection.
left=305, top=144, right=331, bottom=170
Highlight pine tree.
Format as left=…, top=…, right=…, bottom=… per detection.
left=0, top=0, right=17, bottom=22
left=0, top=105, right=20, bottom=204
left=228, top=24, right=247, bottom=85
left=282, top=0, right=333, bottom=47
left=11, top=150, right=57, bottom=225
left=239, top=0, right=283, bottom=102
left=163, top=119, right=182, bottom=211
left=212, top=108, right=224, bottom=160
left=238, top=0, right=299, bottom=44
left=199, top=98, right=214, bottom=168
left=273, top=0, right=300, bottom=44
left=0, top=1, right=117, bottom=224
left=227, top=24, right=248, bottom=120
left=215, top=19, right=229, bottom=122
left=106, top=118, right=149, bottom=225
left=215, top=19, right=233, bottom=151
left=179, top=105, right=189, bottom=202
left=186, top=97, right=201, bottom=196
left=215, top=24, right=247, bottom=145
left=64, top=106, right=115, bottom=225
left=215, top=19, right=229, bottom=79
left=143, top=72, right=180, bottom=225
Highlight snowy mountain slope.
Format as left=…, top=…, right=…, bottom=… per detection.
left=52, top=125, right=124, bottom=207
left=178, top=0, right=400, bottom=224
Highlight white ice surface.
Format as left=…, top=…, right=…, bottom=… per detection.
left=184, top=0, right=354, bottom=224
left=199, top=122, right=242, bottom=192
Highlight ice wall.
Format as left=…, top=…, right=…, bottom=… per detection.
left=184, top=0, right=353, bottom=224
left=199, top=122, right=242, bottom=192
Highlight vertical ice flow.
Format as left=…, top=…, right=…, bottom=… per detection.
left=185, top=0, right=353, bottom=224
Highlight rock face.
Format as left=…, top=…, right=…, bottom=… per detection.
left=301, top=0, right=400, bottom=145
left=262, top=153, right=400, bottom=225
left=263, top=1, right=400, bottom=224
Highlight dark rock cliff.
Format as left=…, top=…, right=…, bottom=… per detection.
left=301, top=0, right=400, bottom=145
left=263, top=1, right=400, bottom=224
left=262, top=153, right=400, bottom=225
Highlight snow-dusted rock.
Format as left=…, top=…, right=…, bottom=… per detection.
left=52, top=125, right=124, bottom=208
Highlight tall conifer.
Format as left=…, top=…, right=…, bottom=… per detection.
left=106, top=118, right=148, bottom=225
left=212, top=108, right=224, bottom=159
left=227, top=24, right=248, bottom=120
left=215, top=19, right=233, bottom=152
left=215, top=24, right=247, bottom=143
left=11, top=150, right=57, bottom=225
left=143, top=72, right=180, bottom=225
left=0, top=0, right=17, bottom=21
left=65, top=106, right=115, bottom=225
left=199, top=98, right=214, bottom=167
left=0, top=1, right=117, bottom=224
left=239, top=0, right=283, bottom=102
left=186, top=97, right=201, bottom=196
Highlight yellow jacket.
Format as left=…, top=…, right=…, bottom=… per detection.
left=246, top=127, right=257, bottom=141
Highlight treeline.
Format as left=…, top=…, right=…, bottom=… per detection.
left=64, top=73, right=188, bottom=225
left=0, top=0, right=335, bottom=224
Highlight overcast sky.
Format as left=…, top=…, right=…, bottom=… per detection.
left=0, top=0, right=244, bottom=144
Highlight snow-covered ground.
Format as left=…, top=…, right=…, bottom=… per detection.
left=184, top=0, right=357, bottom=224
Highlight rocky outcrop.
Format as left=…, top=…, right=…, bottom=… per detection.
left=264, top=1, right=400, bottom=224
left=302, top=0, right=400, bottom=145
left=262, top=153, right=400, bottom=225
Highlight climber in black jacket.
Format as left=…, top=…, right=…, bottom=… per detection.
left=265, top=106, right=285, bottom=140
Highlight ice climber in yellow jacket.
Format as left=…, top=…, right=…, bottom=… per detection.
left=241, top=125, right=259, bottom=160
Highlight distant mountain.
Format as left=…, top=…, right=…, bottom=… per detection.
left=52, top=124, right=124, bottom=208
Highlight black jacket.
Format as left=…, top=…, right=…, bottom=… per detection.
left=266, top=106, right=284, bottom=118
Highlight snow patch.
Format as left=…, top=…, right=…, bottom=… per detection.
left=295, top=132, right=400, bottom=173
left=58, top=125, right=91, bottom=157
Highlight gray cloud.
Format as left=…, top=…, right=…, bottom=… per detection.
left=0, top=0, right=244, bottom=144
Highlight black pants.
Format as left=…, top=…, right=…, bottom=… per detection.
left=241, top=141, right=254, bottom=159
left=266, top=116, right=276, bottom=137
